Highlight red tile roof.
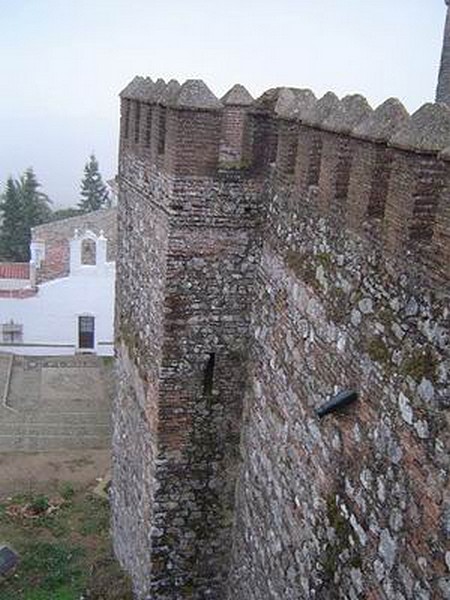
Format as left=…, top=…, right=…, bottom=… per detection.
left=0, top=263, right=30, bottom=280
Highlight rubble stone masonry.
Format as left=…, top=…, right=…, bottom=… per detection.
left=112, top=76, right=450, bottom=599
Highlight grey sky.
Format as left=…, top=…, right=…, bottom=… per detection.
left=0, top=0, right=446, bottom=206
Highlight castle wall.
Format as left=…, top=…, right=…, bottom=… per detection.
left=227, top=134, right=450, bottom=599
left=114, top=79, right=450, bottom=600
left=112, top=148, right=170, bottom=598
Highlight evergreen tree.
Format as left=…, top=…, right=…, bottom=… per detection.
left=78, top=154, right=109, bottom=213
left=19, top=167, right=52, bottom=227
left=0, top=177, right=28, bottom=261
left=0, top=169, right=52, bottom=262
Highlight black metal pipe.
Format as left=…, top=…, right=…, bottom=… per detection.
left=316, top=390, right=358, bottom=419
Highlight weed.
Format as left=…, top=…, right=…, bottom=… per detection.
left=77, top=495, right=110, bottom=536
left=59, top=482, right=75, bottom=501
left=29, top=495, right=49, bottom=515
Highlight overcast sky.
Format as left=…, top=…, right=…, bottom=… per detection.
left=0, top=0, right=447, bottom=207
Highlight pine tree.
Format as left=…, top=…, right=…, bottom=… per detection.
left=0, top=169, right=52, bottom=262
left=78, top=154, right=109, bottom=213
left=19, top=167, right=52, bottom=227
left=0, top=177, right=28, bottom=261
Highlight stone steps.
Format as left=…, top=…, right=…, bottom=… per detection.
left=0, top=406, right=111, bottom=423
left=0, top=407, right=111, bottom=451
left=0, top=354, right=113, bottom=452
left=0, top=422, right=111, bottom=435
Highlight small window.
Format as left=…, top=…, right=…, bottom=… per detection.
left=2, top=321, right=23, bottom=344
left=81, top=239, right=96, bottom=265
left=203, top=353, right=216, bottom=397
left=78, top=316, right=95, bottom=349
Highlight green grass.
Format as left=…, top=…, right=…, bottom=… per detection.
left=0, top=487, right=133, bottom=600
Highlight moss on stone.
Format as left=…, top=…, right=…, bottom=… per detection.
left=328, top=288, right=348, bottom=324
left=320, top=494, right=361, bottom=585
left=316, top=251, right=333, bottom=269
left=401, top=347, right=438, bottom=383
left=367, top=337, right=390, bottom=364
left=218, top=159, right=252, bottom=171
left=378, top=306, right=394, bottom=328
left=181, top=581, right=195, bottom=595
left=118, top=323, right=135, bottom=356
left=285, top=250, right=316, bottom=287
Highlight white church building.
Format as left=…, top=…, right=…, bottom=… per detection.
left=0, top=208, right=116, bottom=356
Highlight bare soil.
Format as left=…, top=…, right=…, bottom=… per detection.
left=0, top=449, right=110, bottom=499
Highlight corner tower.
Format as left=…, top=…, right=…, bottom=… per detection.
left=436, top=0, right=450, bottom=103
left=112, top=77, right=262, bottom=599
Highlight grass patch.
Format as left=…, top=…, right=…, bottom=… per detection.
left=0, top=487, right=132, bottom=600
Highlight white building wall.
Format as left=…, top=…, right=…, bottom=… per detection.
left=0, top=266, right=115, bottom=356
left=0, top=232, right=115, bottom=356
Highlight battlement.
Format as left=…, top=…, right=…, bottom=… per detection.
left=119, top=75, right=450, bottom=284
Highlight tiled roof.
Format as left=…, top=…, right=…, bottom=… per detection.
left=0, top=263, right=30, bottom=280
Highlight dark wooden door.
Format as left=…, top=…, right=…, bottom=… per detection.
left=78, top=316, right=95, bottom=349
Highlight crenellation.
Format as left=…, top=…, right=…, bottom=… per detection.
left=321, top=93, right=372, bottom=135
left=220, top=84, right=254, bottom=165
left=157, top=78, right=181, bottom=106
left=318, top=95, right=373, bottom=218
left=275, top=89, right=317, bottom=187
left=275, top=119, right=300, bottom=186
left=352, top=97, right=409, bottom=143
left=390, top=102, right=450, bottom=153
left=317, top=130, right=355, bottom=216
left=346, top=99, right=409, bottom=238
left=432, top=154, right=450, bottom=281
left=382, top=103, right=450, bottom=282
left=295, top=92, right=340, bottom=196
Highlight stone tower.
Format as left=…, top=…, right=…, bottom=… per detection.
left=436, top=0, right=450, bottom=103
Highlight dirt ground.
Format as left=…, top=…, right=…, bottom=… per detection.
left=0, top=448, right=110, bottom=499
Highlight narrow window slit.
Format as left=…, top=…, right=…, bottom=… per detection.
left=203, top=353, right=216, bottom=397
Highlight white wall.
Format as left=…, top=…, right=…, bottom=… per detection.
left=0, top=263, right=115, bottom=356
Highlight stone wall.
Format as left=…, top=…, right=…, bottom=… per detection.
left=113, top=76, right=450, bottom=599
